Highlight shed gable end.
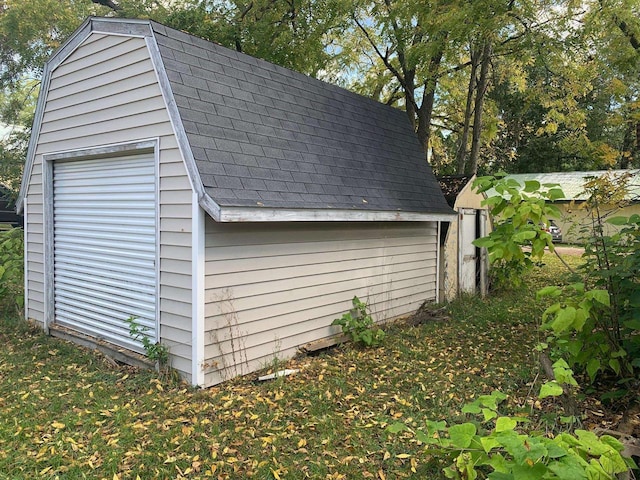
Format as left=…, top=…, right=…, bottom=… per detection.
left=23, top=30, right=197, bottom=381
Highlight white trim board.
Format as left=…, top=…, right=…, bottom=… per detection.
left=218, top=207, right=456, bottom=223
left=191, top=194, right=206, bottom=386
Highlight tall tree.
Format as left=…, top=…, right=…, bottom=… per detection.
left=484, top=0, right=640, bottom=173
left=345, top=0, right=585, bottom=174
left=349, top=0, right=460, bottom=157
left=0, top=0, right=110, bottom=191
left=164, top=0, right=350, bottom=77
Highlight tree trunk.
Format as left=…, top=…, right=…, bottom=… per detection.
left=620, top=122, right=635, bottom=169
left=455, top=45, right=480, bottom=174
left=468, top=40, right=492, bottom=175
left=403, top=69, right=418, bottom=130
left=414, top=49, right=444, bottom=161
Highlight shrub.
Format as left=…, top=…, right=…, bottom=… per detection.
left=389, top=388, right=637, bottom=479
left=472, top=174, right=564, bottom=288
left=0, top=227, right=24, bottom=313
left=332, top=296, right=385, bottom=347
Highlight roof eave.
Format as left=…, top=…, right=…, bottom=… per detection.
left=214, top=205, right=456, bottom=223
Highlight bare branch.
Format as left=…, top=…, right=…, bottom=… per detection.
left=91, top=0, right=121, bottom=11
left=352, top=15, right=420, bottom=113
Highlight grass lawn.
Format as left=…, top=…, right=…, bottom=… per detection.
left=0, top=253, right=593, bottom=479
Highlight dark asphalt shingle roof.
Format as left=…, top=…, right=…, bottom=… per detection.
left=151, top=21, right=452, bottom=214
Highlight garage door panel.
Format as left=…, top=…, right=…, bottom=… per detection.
left=54, top=274, right=156, bottom=300
left=53, top=154, right=157, bottom=354
left=53, top=230, right=156, bottom=247
left=54, top=210, right=156, bottom=221
left=55, top=293, right=156, bottom=325
left=55, top=287, right=156, bottom=319
left=54, top=246, right=156, bottom=266
left=54, top=306, right=151, bottom=351
left=54, top=239, right=156, bottom=257
left=58, top=269, right=155, bottom=295
left=54, top=194, right=156, bottom=206
left=55, top=260, right=156, bottom=281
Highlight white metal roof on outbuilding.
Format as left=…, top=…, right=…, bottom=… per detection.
left=486, top=170, right=640, bottom=202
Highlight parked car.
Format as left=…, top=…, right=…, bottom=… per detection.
left=0, top=185, right=23, bottom=228
left=543, top=220, right=562, bottom=243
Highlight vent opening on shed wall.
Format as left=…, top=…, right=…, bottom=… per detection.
left=52, top=154, right=157, bottom=353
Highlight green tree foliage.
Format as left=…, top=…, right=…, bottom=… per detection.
left=0, top=0, right=104, bottom=88
left=344, top=0, right=640, bottom=175
left=483, top=1, right=640, bottom=175
left=413, top=173, right=640, bottom=479
left=165, top=0, right=349, bottom=78
left=472, top=174, right=564, bottom=288
left=2, top=0, right=640, bottom=185
left=0, top=0, right=348, bottom=192
left=0, top=227, right=24, bottom=314
left=549, top=172, right=640, bottom=384
left=476, top=173, right=639, bottom=387
left=0, top=0, right=121, bottom=191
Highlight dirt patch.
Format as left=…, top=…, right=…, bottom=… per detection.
left=553, top=245, right=585, bottom=256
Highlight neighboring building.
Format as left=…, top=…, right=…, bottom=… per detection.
left=17, top=17, right=454, bottom=387
left=500, top=171, right=640, bottom=244
left=0, top=185, right=23, bottom=228
left=437, top=175, right=490, bottom=301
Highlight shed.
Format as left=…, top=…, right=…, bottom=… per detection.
left=499, top=170, right=640, bottom=244
left=437, top=175, right=490, bottom=301
left=17, top=17, right=454, bottom=387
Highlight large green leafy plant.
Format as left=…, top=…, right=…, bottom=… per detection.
left=472, top=174, right=565, bottom=288
left=388, top=388, right=636, bottom=479
left=387, top=174, right=638, bottom=478
left=332, top=296, right=385, bottom=347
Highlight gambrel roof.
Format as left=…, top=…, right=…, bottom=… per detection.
left=18, top=17, right=454, bottom=222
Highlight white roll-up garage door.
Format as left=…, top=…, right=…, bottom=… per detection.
left=52, top=154, right=157, bottom=354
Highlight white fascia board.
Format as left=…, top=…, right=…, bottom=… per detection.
left=217, top=206, right=456, bottom=223
left=16, top=63, right=51, bottom=214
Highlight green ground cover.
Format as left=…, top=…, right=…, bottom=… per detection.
left=0, top=254, right=593, bottom=479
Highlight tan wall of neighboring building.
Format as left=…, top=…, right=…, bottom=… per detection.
left=440, top=177, right=491, bottom=302
left=554, top=203, right=640, bottom=244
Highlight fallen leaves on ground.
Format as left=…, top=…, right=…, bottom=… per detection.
left=1, top=254, right=615, bottom=479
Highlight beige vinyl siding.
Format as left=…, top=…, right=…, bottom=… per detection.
left=203, top=220, right=437, bottom=386
left=25, top=162, right=45, bottom=323
left=23, top=33, right=193, bottom=380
